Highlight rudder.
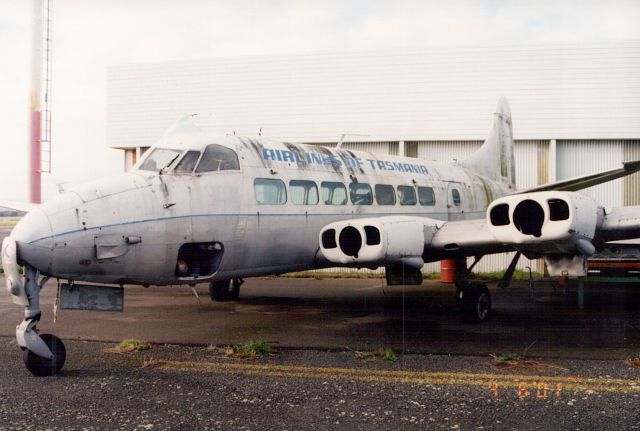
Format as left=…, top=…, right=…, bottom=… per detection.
left=460, top=97, right=516, bottom=189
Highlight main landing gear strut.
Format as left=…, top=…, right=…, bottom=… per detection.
left=451, top=255, right=493, bottom=323
left=209, top=278, right=244, bottom=302
left=18, top=265, right=66, bottom=376
left=452, top=252, right=522, bottom=323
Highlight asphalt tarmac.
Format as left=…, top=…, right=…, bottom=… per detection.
left=0, top=274, right=640, bottom=429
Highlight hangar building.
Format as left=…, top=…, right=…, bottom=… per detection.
left=106, top=41, right=640, bottom=273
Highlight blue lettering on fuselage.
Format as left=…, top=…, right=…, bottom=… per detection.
left=261, top=148, right=428, bottom=175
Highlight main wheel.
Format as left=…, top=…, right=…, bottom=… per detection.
left=209, top=279, right=240, bottom=302
left=23, top=334, right=66, bottom=376
left=460, top=282, right=492, bottom=323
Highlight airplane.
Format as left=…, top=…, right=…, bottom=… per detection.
left=3, top=97, right=640, bottom=376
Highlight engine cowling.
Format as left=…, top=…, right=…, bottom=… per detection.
left=319, top=216, right=443, bottom=268
left=486, top=191, right=599, bottom=255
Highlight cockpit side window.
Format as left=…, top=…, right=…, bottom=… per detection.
left=195, top=144, right=240, bottom=173
left=173, top=151, right=201, bottom=174
left=138, top=148, right=181, bottom=171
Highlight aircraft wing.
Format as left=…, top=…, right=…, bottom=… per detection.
left=318, top=192, right=640, bottom=275
left=0, top=201, right=38, bottom=214
left=516, top=160, right=640, bottom=194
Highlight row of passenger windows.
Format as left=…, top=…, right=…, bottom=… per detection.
left=254, top=179, right=439, bottom=206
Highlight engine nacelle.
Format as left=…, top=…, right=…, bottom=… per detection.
left=486, top=191, right=599, bottom=255
left=319, top=216, right=443, bottom=268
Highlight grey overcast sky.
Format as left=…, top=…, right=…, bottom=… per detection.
left=1, top=0, right=639, bottom=201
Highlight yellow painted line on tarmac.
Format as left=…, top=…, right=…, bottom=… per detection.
left=149, top=360, right=640, bottom=394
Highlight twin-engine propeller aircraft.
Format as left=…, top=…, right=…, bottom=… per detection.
left=3, top=97, right=640, bottom=375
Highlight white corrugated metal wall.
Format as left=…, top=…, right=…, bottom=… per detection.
left=624, top=140, right=640, bottom=206
left=108, top=42, right=640, bottom=148
left=557, top=140, right=625, bottom=208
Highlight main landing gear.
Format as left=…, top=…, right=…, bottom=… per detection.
left=17, top=265, right=66, bottom=376
left=456, top=282, right=492, bottom=322
left=209, top=278, right=243, bottom=302
left=451, top=252, right=522, bottom=323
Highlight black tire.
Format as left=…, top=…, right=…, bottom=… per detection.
left=209, top=280, right=240, bottom=302
left=460, top=283, right=492, bottom=323
left=23, top=334, right=66, bottom=376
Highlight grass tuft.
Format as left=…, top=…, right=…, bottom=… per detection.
left=626, top=356, right=640, bottom=368
left=104, top=339, right=152, bottom=354
left=493, top=352, right=522, bottom=363
left=353, top=347, right=398, bottom=362
left=225, top=341, right=276, bottom=358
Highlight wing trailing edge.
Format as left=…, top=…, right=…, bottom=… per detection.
left=516, top=160, right=640, bottom=194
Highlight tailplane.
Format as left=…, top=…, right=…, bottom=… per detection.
left=460, top=97, right=516, bottom=189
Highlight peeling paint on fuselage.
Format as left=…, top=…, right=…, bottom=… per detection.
left=28, top=133, right=512, bottom=287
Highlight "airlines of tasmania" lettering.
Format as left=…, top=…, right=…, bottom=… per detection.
left=262, top=148, right=429, bottom=175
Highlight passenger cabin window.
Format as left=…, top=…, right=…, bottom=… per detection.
left=290, top=180, right=319, bottom=205
left=397, top=185, right=417, bottom=205
left=350, top=183, right=373, bottom=205
left=173, top=151, right=201, bottom=174
left=321, top=182, right=347, bottom=205
left=195, top=144, right=239, bottom=173
left=375, top=184, right=396, bottom=205
left=254, top=178, right=286, bottom=204
left=452, top=189, right=461, bottom=206
left=418, top=186, right=436, bottom=206
left=138, top=148, right=181, bottom=171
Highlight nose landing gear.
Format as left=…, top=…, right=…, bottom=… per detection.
left=16, top=265, right=66, bottom=376
left=23, top=333, right=66, bottom=376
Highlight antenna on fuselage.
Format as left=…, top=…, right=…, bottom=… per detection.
left=336, top=133, right=369, bottom=149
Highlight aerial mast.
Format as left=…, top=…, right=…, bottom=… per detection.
left=29, top=0, right=53, bottom=204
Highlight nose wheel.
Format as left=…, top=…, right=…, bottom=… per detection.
left=23, top=333, right=66, bottom=376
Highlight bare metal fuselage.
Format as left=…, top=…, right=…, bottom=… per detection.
left=16, top=135, right=510, bottom=286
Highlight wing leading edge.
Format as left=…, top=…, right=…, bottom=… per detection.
left=0, top=201, right=38, bottom=214
left=516, top=160, right=640, bottom=194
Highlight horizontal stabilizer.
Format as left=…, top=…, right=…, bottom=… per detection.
left=0, top=200, right=38, bottom=214
left=516, top=160, right=640, bottom=194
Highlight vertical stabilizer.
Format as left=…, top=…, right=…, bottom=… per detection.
left=460, top=97, right=516, bottom=189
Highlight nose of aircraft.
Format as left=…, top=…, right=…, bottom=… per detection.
left=10, top=208, right=54, bottom=272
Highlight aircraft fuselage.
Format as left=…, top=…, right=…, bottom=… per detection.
left=14, top=133, right=511, bottom=286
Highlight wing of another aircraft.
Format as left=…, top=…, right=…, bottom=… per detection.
left=0, top=201, right=38, bottom=214
left=515, top=160, right=640, bottom=194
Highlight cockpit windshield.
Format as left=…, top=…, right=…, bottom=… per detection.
left=173, top=151, right=201, bottom=174
left=195, top=144, right=239, bottom=173
left=138, top=148, right=181, bottom=171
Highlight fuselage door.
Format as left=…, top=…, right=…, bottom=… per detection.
left=446, top=181, right=466, bottom=220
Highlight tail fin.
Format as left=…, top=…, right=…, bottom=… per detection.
left=460, top=97, right=516, bottom=189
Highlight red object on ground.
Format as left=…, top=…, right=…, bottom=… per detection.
left=440, top=259, right=457, bottom=283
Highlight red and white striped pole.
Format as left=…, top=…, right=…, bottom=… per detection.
left=29, top=0, right=43, bottom=204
